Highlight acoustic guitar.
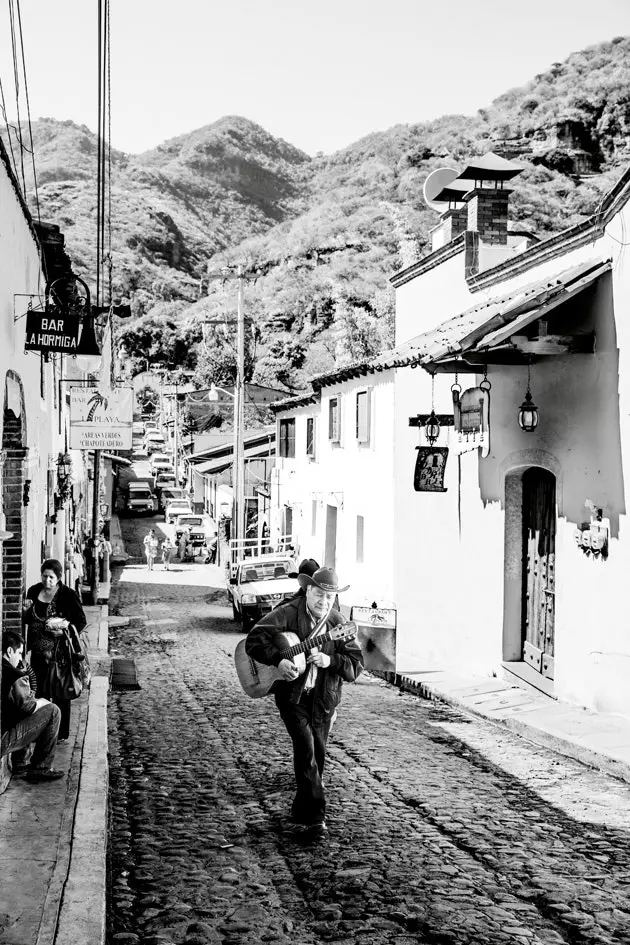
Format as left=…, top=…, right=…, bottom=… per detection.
left=234, top=622, right=358, bottom=698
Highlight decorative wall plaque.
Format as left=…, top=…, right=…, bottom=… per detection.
left=414, top=446, right=448, bottom=492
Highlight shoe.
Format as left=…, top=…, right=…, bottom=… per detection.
left=26, top=768, right=65, bottom=782
left=307, top=820, right=329, bottom=840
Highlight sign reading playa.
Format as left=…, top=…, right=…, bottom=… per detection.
left=69, top=386, right=133, bottom=451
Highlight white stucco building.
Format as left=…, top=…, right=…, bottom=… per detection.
left=271, top=369, right=396, bottom=608
left=0, top=140, right=91, bottom=637
left=271, top=152, right=630, bottom=721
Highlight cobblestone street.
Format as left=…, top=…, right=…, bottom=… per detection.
left=107, top=517, right=630, bottom=945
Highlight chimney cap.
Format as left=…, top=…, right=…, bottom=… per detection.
left=456, top=151, right=524, bottom=182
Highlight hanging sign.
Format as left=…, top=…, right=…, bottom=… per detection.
left=69, top=386, right=133, bottom=451
left=452, top=384, right=490, bottom=457
left=24, top=307, right=80, bottom=353
left=414, top=446, right=448, bottom=492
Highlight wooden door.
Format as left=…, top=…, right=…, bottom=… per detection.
left=522, top=468, right=556, bottom=679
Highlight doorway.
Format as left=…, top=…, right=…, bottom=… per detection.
left=324, top=504, right=337, bottom=569
left=521, top=467, right=556, bottom=680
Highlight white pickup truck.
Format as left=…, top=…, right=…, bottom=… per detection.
left=227, top=555, right=298, bottom=632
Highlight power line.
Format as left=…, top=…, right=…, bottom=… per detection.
left=7, top=0, right=26, bottom=195
left=15, top=0, right=39, bottom=222
left=0, top=78, right=19, bottom=181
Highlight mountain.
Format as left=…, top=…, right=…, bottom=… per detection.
left=4, top=36, right=630, bottom=393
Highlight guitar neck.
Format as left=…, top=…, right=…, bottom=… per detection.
left=280, top=630, right=336, bottom=661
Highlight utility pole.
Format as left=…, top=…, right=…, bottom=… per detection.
left=234, top=267, right=245, bottom=544
left=173, top=381, right=180, bottom=485
left=206, top=265, right=248, bottom=545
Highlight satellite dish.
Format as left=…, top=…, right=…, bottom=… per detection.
left=423, top=167, right=458, bottom=212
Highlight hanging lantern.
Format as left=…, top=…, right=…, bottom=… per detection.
left=518, top=363, right=539, bottom=432
left=424, top=410, right=441, bottom=446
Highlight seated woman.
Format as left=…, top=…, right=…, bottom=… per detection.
left=23, top=559, right=87, bottom=742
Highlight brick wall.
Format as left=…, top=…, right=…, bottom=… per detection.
left=2, top=448, right=26, bottom=633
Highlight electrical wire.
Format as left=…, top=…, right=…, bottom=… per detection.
left=107, top=0, right=112, bottom=302
left=0, top=78, right=19, bottom=181
left=7, top=0, right=26, bottom=195
left=15, top=0, right=39, bottom=222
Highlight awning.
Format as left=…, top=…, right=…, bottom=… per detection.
left=102, top=452, right=132, bottom=466
left=376, top=257, right=611, bottom=373
left=196, top=442, right=275, bottom=476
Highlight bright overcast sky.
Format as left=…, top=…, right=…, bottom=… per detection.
left=2, top=0, right=630, bottom=156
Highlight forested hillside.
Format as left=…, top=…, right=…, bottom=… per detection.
left=4, top=36, right=630, bottom=394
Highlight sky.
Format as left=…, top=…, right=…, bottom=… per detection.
left=1, top=0, right=630, bottom=157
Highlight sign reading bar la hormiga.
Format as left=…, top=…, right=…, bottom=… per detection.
left=24, top=308, right=80, bottom=353
left=69, top=386, right=133, bottom=451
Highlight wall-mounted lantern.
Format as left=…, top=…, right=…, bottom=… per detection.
left=518, top=362, right=539, bottom=433
left=424, top=410, right=441, bottom=446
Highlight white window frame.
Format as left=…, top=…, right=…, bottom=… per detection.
left=328, top=396, right=341, bottom=445
left=355, top=388, right=371, bottom=445
left=306, top=416, right=317, bottom=460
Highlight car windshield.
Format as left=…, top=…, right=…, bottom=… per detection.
left=169, top=501, right=190, bottom=510
left=131, top=489, right=151, bottom=497
left=239, top=561, right=292, bottom=583
left=179, top=517, right=202, bottom=526
left=163, top=490, right=184, bottom=499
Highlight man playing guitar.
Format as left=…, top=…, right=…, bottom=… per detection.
left=245, top=567, right=363, bottom=839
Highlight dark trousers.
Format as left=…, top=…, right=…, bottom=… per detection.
left=53, top=696, right=71, bottom=740
left=277, top=690, right=332, bottom=825
left=1, top=703, right=61, bottom=771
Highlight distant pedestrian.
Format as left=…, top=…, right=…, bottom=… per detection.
left=161, top=536, right=174, bottom=570
left=204, top=534, right=217, bottom=564
left=143, top=529, right=158, bottom=570
left=178, top=533, right=187, bottom=560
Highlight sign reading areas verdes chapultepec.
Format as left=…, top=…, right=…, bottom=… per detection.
left=24, top=309, right=80, bottom=352
left=69, top=387, right=133, bottom=451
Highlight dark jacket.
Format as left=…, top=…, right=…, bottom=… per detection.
left=1, top=657, right=37, bottom=732
left=24, top=582, right=87, bottom=636
left=245, top=596, right=363, bottom=718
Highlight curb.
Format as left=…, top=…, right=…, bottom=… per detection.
left=385, top=671, right=630, bottom=786
left=54, top=609, right=110, bottom=945
left=109, top=512, right=128, bottom=564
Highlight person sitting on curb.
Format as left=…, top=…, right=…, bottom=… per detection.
left=1, top=630, right=64, bottom=782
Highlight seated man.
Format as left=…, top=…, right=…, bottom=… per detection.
left=1, top=630, right=64, bottom=783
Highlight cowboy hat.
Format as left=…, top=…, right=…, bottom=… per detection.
left=297, top=567, right=349, bottom=593
left=288, top=557, right=319, bottom=579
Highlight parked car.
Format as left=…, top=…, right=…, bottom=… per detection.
left=164, top=498, right=193, bottom=524
left=125, top=481, right=158, bottom=515
left=150, top=452, right=173, bottom=475
left=144, top=432, right=167, bottom=455
left=227, top=555, right=298, bottom=631
left=152, top=459, right=175, bottom=480
left=143, top=419, right=159, bottom=434
left=155, top=473, right=177, bottom=494
left=173, top=514, right=211, bottom=547
left=159, top=486, right=187, bottom=513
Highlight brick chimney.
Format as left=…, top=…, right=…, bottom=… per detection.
left=464, top=187, right=510, bottom=245
left=430, top=206, right=468, bottom=251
